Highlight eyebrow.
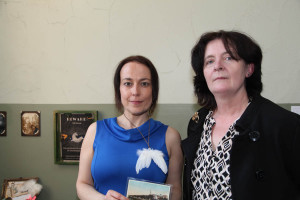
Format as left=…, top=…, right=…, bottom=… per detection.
left=204, top=55, right=214, bottom=61
left=121, top=78, right=151, bottom=81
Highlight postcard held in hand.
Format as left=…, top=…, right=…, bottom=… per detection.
left=126, top=178, right=171, bottom=200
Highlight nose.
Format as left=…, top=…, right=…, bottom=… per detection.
left=131, top=84, right=140, bottom=96
left=214, top=59, right=223, bottom=71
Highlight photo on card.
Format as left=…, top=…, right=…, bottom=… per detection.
left=126, top=178, right=171, bottom=200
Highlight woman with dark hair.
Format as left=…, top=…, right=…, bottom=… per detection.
left=77, top=55, right=183, bottom=200
left=182, top=30, right=300, bottom=200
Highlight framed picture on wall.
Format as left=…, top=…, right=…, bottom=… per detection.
left=0, top=111, right=7, bottom=136
left=54, top=110, right=98, bottom=165
left=1, top=177, right=39, bottom=199
left=21, top=111, right=41, bottom=136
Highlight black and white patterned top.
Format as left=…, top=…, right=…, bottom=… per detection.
left=191, top=111, right=239, bottom=200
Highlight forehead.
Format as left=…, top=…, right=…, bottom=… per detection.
left=204, top=39, right=227, bottom=56
left=120, top=62, right=151, bottom=79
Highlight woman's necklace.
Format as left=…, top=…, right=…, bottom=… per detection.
left=123, top=113, right=168, bottom=174
left=123, top=113, right=150, bottom=148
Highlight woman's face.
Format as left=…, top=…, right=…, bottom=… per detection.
left=203, top=39, right=253, bottom=97
left=120, top=62, right=153, bottom=116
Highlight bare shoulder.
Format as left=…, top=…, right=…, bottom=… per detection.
left=166, top=126, right=181, bottom=141
left=81, top=122, right=97, bottom=148
left=87, top=122, right=97, bottom=134
left=165, top=126, right=181, bottom=153
left=165, top=126, right=183, bottom=166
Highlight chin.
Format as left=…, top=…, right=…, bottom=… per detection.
left=211, top=88, right=232, bottom=96
left=132, top=110, right=149, bottom=116
left=126, top=108, right=149, bottom=116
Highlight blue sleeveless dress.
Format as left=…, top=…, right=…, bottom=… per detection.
left=91, top=117, right=169, bottom=196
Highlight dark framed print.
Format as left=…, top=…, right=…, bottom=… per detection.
left=21, top=111, right=41, bottom=136
left=126, top=178, right=171, bottom=200
left=54, top=110, right=97, bottom=165
left=1, top=177, right=39, bottom=199
left=0, top=111, right=7, bottom=136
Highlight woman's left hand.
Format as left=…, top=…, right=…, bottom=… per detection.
left=105, top=190, right=128, bottom=200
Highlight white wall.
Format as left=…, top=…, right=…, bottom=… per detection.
left=0, top=0, right=299, bottom=104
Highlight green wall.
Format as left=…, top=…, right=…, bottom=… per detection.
left=1, top=103, right=298, bottom=199
left=0, top=104, right=199, bottom=200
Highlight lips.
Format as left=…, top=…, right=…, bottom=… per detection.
left=130, top=101, right=143, bottom=105
left=214, top=77, right=227, bottom=81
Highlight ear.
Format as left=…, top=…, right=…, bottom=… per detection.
left=246, top=63, right=254, bottom=78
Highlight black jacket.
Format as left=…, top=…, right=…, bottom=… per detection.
left=182, top=95, right=300, bottom=200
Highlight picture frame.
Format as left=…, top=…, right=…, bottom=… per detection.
left=0, top=111, right=7, bottom=136
left=126, top=178, right=171, bottom=200
left=1, top=177, right=39, bottom=199
left=54, top=110, right=98, bottom=165
left=21, top=111, right=41, bottom=136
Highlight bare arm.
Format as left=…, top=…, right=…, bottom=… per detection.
left=76, top=123, right=128, bottom=200
left=76, top=122, right=106, bottom=200
left=165, top=127, right=183, bottom=200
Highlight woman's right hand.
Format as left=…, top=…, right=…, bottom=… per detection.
left=105, top=190, right=128, bottom=200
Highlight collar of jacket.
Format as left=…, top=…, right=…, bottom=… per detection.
left=234, top=94, right=265, bottom=134
left=182, top=94, right=265, bottom=153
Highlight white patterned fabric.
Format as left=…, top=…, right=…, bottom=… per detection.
left=191, top=111, right=239, bottom=200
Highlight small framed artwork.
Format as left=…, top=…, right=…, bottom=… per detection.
left=1, top=177, right=39, bottom=199
left=126, top=178, right=171, bottom=200
left=0, top=111, right=7, bottom=136
left=54, top=111, right=97, bottom=165
left=21, top=111, right=41, bottom=136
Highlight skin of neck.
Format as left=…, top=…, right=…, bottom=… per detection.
left=121, top=111, right=150, bottom=129
left=213, top=89, right=249, bottom=119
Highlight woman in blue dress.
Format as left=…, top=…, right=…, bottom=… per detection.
left=76, top=55, right=183, bottom=200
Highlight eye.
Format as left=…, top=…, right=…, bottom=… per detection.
left=224, top=54, right=233, bottom=61
left=123, top=82, right=132, bottom=86
left=205, top=59, right=214, bottom=66
left=141, top=81, right=151, bottom=87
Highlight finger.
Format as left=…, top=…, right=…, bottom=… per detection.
left=105, top=190, right=117, bottom=200
left=106, top=190, right=128, bottom=200
left=110, top=191, right=125, bottom=200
